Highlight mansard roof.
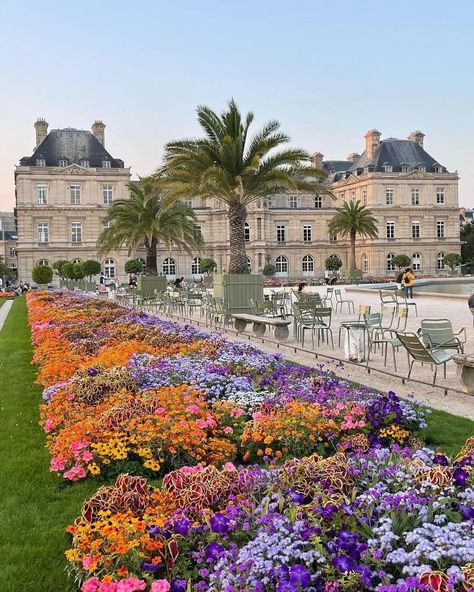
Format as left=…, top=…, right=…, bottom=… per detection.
left=19, top=129, right=124, bottom=168
left=349, top=138, right=446, bottom=173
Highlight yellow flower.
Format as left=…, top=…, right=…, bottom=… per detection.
left=87, top=463, right=101, bottom=475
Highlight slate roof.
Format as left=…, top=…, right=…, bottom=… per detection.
left=19, top=129, right=124, bottom=168
left=348, top=138, right=446, bottom=173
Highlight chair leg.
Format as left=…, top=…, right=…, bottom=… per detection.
left=443, top=363, right=447, bottom=379
left=392, top=346, right=397, bottom=372
left=408, top=360, right=415, bottom=380
left=433, top=366, right=438, bottom=385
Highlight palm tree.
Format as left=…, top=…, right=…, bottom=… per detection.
left=97, top=178, right=203, bottom=275
left=159, top=99, right=326, bottom=274
left=328, top=200, right=378, bottom=271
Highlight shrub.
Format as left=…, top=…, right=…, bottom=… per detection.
left=200, top=258, right=217, bottom=276
left=125, top=259, right=144, bottom=274
left=32, top=265, right=53, bottom=285
left=325, top=255, right=342, bottom=271
left=82, top=260, right=101, bottom=280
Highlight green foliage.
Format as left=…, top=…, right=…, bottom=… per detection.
left=82, top=260, right=101, bottom=280
left=262, top=263, right=276, bottom=277
left=73, top=262, right=86, bottom=280
left=160, top=99, right=327, bottom=273
left=125, top=259, right=144, bottom=274
left=461, top=223, right=474, bottom=262
left=392, top=254, right=411, bottom=270
left=52, top=260, right=69, bottom=278
left=0, top=261, right=16, bottom=280
left=200, top=258, right=217, bottom=276
left=61, top=262, right=85, bottom=281
left=325, top=255, right=343, bottom=271
left=31, top=265, right=53, bottom=285
left=443, top=252, right=462, bottom=272
left=98, top=178, right=202, bottom=275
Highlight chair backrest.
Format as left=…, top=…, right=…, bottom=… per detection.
left=364, top=312, right=381, bottom=329
left=293, top=301, right=317, bottom=319
left=334, top=289, right=343, bottom=301
left=326, top=287, right=334, bottom=296
left=395, top=332, right=436, bottom=363
left=420, top=319, right=455, bottom=348
left=314, top=307, right=332, bottom=325
left=379, top=289, right=396, bottom=304
left=394, top=307, right=409, bottom=331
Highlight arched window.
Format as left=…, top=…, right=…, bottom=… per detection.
left=191, top=257, right=201, bottom=275
left=246, top=257, right=252, bottom=272
left=275, top=255, right=288, bottom=274
left=72, top=258, right=82, bottom=264
left=162, top=257, right=176, bottom=276
left=386, top=253, right=395, bottom=272
left=412, top=252, right=421, bottom=271
left=244, top=222, right=250, bottom=242
left=361, top=253, right=368, bottom=272
left=302, top=255, right=314, bottom=272
left=437, top=252, right=445, bottom=270
left=9, top=263, right=17, bottom=269
left=104, top=258, right=115, bottom=278
left=37, top=259, right=50, bottom=266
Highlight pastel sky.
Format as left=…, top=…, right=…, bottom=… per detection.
left=1, top=0, right=473, bottom=210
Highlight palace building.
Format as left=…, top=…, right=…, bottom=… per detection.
left=14, top=121, right=460, bottom=282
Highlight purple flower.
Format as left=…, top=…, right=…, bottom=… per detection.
left=139, top=561, right=162, bottom=572
left=205, top=542, right=224, bottom=563
left=87, top=367, right=98, bottom=376
left=170, top=579, right=188, bottom=592
left=288, top=489, right=306, bottom=505
left=210, top=513, right=230, bottom=533
left=147, top=525, right=162, bottom=538
left=453, top=467, right=469, bottom=487
left=433, top=453, right=449, bottom=466
left=289, top=564, right=311, bottom=588
left=173, top=517, right=190, bottom=536
left=332, top=554, right=356, bottom=573
left=458, top=503, right=474, bottom=520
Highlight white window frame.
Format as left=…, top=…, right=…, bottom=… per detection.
left=314, top=195, right=322, bottom=209
left=102, top=185, right=113, bottom=205
left=71, top=222, right=82, bottom=243
left=437, top=220, right=445, bottom=239
left=104, top=258, right=116, bottom=278
left=36, top=184, right=48, bottom=205
left=385, top=188, right=394, bottom=205
left=437, top=252, right=445, bottom=270
left=411, top=220, right=420, bottom=239
left=162, top=257, right=176, bottom=276
left=275, top=255, right=288, bottom=273
left=37, top=222, right=49, bottom=244
left=102, top=160, right=111, bottom=168
left=302, top=255, right=314, bottom=272
left=191, top=257, right=202, bottom=275
left=412, top=252, right=421, bottom=271
left=386, top=253, right=395, bottom=271
left=58, top=159, right=68, bottom=167
left=9, top=247, right=16, bottom=256
left=37, top=259, right=50, bottom=266
left=244, top=222, right=250, bottom=242
left=276, top=224, right=285, bottom=243
left=70, top=184, right=81, bottom=205
left=289, top=196, right=298, bottom=209
left=436, top=187, right=445, bottom=205
left=361, top=253, right=368, bottom=272
left=36, top=158, right=46, bottom=167
left=303, top=225, right=312, bottom=242
left=411, top=188, right=420, bottom=206
left=386, top=221, right=395, bottom=240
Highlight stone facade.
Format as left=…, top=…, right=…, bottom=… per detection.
left=14, top=123, right=460, bottom=283
left=0, top=212, right=18, bottom=278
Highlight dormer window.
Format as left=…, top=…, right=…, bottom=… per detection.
left=433, top=164, right=443, bottom=173
left=36, top=157, right=46, bottom=167
left=102, top=159, right=111, bottom=168
left=417, top=165, right=426, bottom=172
left=356, top=167, right=363, bottom=176
left=80, top=159, right=90, bottom=167
left=367, top=164, right=375, bottom=173
left=401, top=164, right=409, bottom=173
left=383, top=163, right=393, bottom=173
left=58, top=159, right=68, bottom=167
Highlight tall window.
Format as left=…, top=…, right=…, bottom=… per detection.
left=386, top=253, right=395, bottom=271
left=37, top=222, right=49, bottom=243
left=9, top=247, right=16, bottom=256
left=162, top=257, right=176, bottom=276
left=71, top=222, right=82, bottom=243
left=386, top=221, right=395, bottom=240
left=436, top=187, right=445, bottom=204
left=412, top=252, right=421, bottom=271
left=411, top=188, right=420, bottom=205
left=276, top=225, right=285, bottom=242
left=183, top=198, right=193, bottom=208
left=437, top=252, right=445, bottom=270
left=361, top=253, right=368, bottom=272
left=385, top=188, right=394, bottom=205
left=102, top=185, right=113, bottom=204
left=437, top=220, right=445, bottom=239
left=70, top=185, right=81, bottom=205
left=303, top=225, right=312, bottom=242
left=244, top=222, right=250, bottom=242
left=411, top=220, right=420, bottom=239
left=191, top=257, right=202, bottom=275
left=289, top=196, right=298, bottom=209
left=362, top=189, right=367, bottom=206
left=257, top=217, right=262, bottom=240
left=37, top=259, right=50, bottom=266
left=302, top=255, right=314, bottom=272
left=314, top=195, right=322, bottom=209
left=275, top=255, right=288, bottom=273
left=247, top=257, right=252, bottom=272
left=36, top=184, right=48, bottom=204
left=102, top=160, right=111, bottom=168
left=58, top=159, right=68, bottom=167
left=104, top=258, right=115, bottom=278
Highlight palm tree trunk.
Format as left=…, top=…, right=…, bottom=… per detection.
left=350, top=231, right=357, bottom=271
left=144, top=235, right=158, bottom=275
left=228, top=202, right=248, bottom=274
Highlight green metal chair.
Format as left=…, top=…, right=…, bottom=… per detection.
left=338, top=305, right=371, bottom=346
left=379, top=289, right=398, bottom=313
left=334, top=289, right=355, bottom=313
left=395, top=289, right=418, bottom=317
left=394, top=331, right=455, bottom=384
left=293, top=302, right=321, bottom=346
left=366, top=308, right=409, bottom=372
left=418, top=319, right=466, bottom=353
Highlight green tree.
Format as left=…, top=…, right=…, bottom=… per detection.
left=262, top=263, right=276, bottom=277
left=82, top=260, right=101, bottom=280
left=200, top=258, right=217, bottom=276
left=443, top=252, right=462, bottom=272
left=461, top=223, right=474, bottom=262
left=392, top=254, right=411, bottom=270
left=32, top=265, right=53, bottom=285
left=160, top=99, right=326, bottom=274
left=325, top=255, right=343, bottom=271
left=73, top=262, right=86, bottom=280
left=328, top=200, right=378, bottom=271
left=125, top=259, right=144, bottom=275
left=98, top=178, right=202, bottom=275
left=52, top=260, right=69, bottom=278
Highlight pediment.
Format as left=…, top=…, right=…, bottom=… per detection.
left=53, top=164, right=95, bottom=175
left=399, top=170, right=431, bottom=180
left=335, top=173, right=360, bottom=186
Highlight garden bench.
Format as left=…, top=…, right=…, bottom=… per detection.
left=232, top=313, right=292, bottom=341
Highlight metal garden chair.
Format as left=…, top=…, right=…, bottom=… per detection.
left=334, top=289, right=355, bottom=314
left=418, top=319, right=466, bottom=353
left=395, top=289, right=418, bottom=317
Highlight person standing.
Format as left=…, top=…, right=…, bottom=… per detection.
left=99, top=271, right=105, bottom=285
left=402, top=268, right=414, bottom=298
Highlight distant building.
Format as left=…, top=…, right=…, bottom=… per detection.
left=15, top=119, right=131, bottom=281
left=0, top=211, right=17, bottom=277
left=460, top=207, right=473, bottom=227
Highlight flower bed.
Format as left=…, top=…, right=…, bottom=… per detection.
left=0, top=291, right=15, bottom=298
left=27, top=292, right=474, bottom=591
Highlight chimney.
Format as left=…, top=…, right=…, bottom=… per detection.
left=347, top=152, right=360, bottom=163
left=408, top=130, right=425, bottom=147
left=364, top=129, right=381, bottom=160
left=91, top=120, right=106, bottom=146
left=311, top=152, right=324, bottom=170
left=34, top=118, right=48, bottom=148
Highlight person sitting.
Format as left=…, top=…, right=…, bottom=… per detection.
left=297, top=281, right=307, bottom=293
left=128, top=274, right=137, bottom=288
left=174, top=276, right=185, bottom=289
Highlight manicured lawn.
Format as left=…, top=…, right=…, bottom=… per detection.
left=0, top=297, right=97, bottom=592
left=0, top=296, right=472, bottom=591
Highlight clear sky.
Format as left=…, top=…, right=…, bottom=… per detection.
left=1, top=0, right=473, bottom=210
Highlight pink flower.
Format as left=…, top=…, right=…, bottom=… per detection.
left=44, top=417, right=57, bottom=433
left=186, top=404, right=200, bottom=414
left=230, top=407, right=245, bottom=417
left=116, top=578, right=147, bottom=592
left=50, top=456, right=66, bottom=472
left=82, top=451, right=94, bottom=462
left=252, top=411, right=264, bottom=420
left=151, top=581, right=170, bottom=592
left=82, top=578, right=100, bottom=592
left=223, top=462, right=236, bottom=472
left=82, top=556, right=94, bottom=570
left=223, top=426, right=233, bottom=434
left=155, top=407, right=166, bottom=415
left=64, top=465, right=87, bottom=481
